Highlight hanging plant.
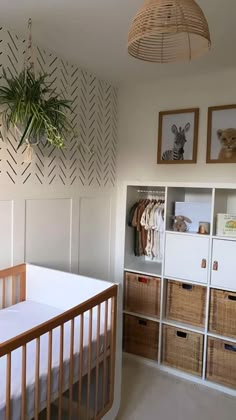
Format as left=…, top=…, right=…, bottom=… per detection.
left=0, top=19, right=74, bottom=157
left=0, top=68, right=73, bottom=150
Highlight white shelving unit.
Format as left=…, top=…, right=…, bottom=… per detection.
left=161, top=319, right=205, bottom=335
left=122, top=182, right=236, bottom=397
left=124, top=256, right=162, bottom=277
left=123, top=310, right=160, bottom=323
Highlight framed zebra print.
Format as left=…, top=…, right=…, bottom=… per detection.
left=157, top=108, right=199, bottom=164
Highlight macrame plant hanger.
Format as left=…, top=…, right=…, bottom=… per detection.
left=23, top=18, right=37, bottom=163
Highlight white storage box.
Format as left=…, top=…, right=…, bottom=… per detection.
left=216, top=214, right=236, bottom=237
left=175, top=202, right=211, bottom=233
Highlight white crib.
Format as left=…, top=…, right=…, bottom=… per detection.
left=0, top=264, right=118, bottom=420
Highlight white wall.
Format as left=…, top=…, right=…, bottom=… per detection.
left=0, top=186, right=116, bottom=280
left=117, top=67, right=236, bottom=183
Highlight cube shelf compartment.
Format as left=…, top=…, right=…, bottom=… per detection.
left=166, top=279, right=206, bottom=328
left=209, top=289, right=236, bottom=338
left=123, top=314, right=159, bottom=360
left=124, top=272, right=161, bottom=318
left=207, top=338, right=236, bottom=389
left=162, top=325, right=204, bottom=377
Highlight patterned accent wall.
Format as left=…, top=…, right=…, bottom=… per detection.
left=0, top=27, right=117, bottom=187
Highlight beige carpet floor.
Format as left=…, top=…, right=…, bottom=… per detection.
left=117, top=357, right=236, bottom=420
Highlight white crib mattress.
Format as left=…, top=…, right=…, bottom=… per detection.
left=0, top=301, right=107, bottom=420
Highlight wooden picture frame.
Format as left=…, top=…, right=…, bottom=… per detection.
left=207, top=105, right=236, bottom=163
left=157, top=108, right=199, bottom=164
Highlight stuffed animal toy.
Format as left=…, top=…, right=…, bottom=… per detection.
left=172, top=215, right=192, bottom=232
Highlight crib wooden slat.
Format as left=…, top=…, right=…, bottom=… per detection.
left=20, top=271, right=26, bottom=302
left=87, top=308, right=93, bottom=417
left=47, top=330, right=53, bottom=420
left=12, top=276, right=16, bottom=305
left=2, top=277, right=6, bottom=309
left=103, top=300, right=109, bottom=409
left=95, top=304, right=101, bottom=417
left=34, top=337, right=40, bottom=420
left=21, top=344, right=27, bottom=420
left=109, top=295, right=117, bottom=403
left=69, top=318, right=75, bottom=420
left=58, top=324, right=64, bottom=420
left=6, top=353, right=11, bottom=420
left=78, top=313, right=84, bottom=416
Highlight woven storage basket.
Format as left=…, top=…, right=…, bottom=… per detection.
left=123, top=314, right=159, bottom=360
left=207, top=338, right=236, bottom=389
left=209, top=289, right=236, bottom=338
left=124, top=272, right=161, bottom=317
left=162, top=325, right=203, bottom=376
left=166, top=280, right=206, bottom=327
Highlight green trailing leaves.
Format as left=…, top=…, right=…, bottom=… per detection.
left=0, top=68, right=74, bottom=150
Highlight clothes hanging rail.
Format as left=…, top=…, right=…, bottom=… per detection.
left=137, top=189, right=165, bottom=195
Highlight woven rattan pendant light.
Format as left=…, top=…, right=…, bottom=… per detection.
left=128, top=0, right=211, bottom=63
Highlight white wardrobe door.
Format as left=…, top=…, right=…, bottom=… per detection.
left=164, top=233, right=209, bottom=283
left=211, top=239, right=236, bottom=291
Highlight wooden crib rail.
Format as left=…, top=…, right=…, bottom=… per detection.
left=0, top=284, right=117, bottom=356
left=1, top=283, right=118, bottom=420
left=0, top=263, right=26, bottom=309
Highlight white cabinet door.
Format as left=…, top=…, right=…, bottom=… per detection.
left=164, top=233, right=209, bottom=283
left=211, top=239, right=236, bottom=291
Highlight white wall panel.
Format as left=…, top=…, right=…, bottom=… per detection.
left=25, top=199, right=72, bottom=271
left=12, top=200, right=25, bottom=266
left=79, top=196, right=112, bottom=281
left=0, top=200, right=13, bottom=269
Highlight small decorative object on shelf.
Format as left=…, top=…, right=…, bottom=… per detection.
left=175, top=201, right=211, bottom=233
left=216, top=214, right=236, bottom=237
left=198, top=222, right=210, bottom=235
left=172, top=215, right=192, bottom=232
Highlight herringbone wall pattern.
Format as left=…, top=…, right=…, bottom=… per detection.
left=0, top=27, right=117, bottom=187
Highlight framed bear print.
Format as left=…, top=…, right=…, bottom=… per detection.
left=207, top=105, right=236, bottom=163
left=157, top=108, right=199, bottom=164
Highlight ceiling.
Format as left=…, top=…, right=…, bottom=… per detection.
left=1, top=0, right=236, bottom=85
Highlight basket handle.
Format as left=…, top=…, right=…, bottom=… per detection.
left=182, top=283, right=193, bottom=291
left=138, top=319, right=147, bottom=326
left=228, top=295, right=236, bottom=302
left=138, top=277, right=148, bottom=284
left=176, top=331, right=187, bottom=339
left=224, top=343, right=236, bottom=352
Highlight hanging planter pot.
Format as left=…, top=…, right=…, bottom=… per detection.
left=0, top=68, right=73, bottom=151
left=0, top=19, right=74, bottom=156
